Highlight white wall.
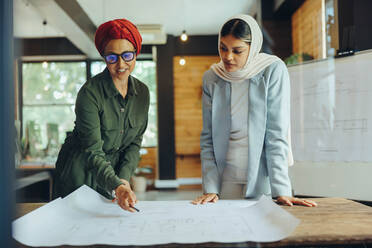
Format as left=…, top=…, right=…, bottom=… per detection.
left=289, top=162, right=372, bottom=201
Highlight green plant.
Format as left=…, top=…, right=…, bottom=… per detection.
left=284, top=53, right=314, bottom=65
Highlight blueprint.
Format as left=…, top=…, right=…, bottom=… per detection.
left=13, top=185, right=300, bottom=246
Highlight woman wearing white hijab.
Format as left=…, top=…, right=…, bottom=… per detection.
left=192, top=14, right=316, bottom=207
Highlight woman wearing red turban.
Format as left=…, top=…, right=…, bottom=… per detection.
left=53, top=19, right=149, bottom=212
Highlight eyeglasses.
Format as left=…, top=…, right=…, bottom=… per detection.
left=103, top=51, right=136, bottom=64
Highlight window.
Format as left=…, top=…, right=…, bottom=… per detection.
left=21, top=61, right=86, bottom=162
left=21, top=59, right=157, bottom=162
left=91, top=60, right=157, bottom=147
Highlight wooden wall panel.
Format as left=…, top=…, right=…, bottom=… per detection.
left=173, top=56, right=219, bottom=179
left=173, top=56, right=219, bottom=156
left=176, top=155, right=203, bottom=190
left=176, top=156, right=202, bottom=178
left=292, top=0, right=325, bottom=60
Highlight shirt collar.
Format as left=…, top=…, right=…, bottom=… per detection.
left=102, top=68, right=138, bottom=98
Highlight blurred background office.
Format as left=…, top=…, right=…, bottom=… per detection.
left=8, top=0, right=372, bottom=207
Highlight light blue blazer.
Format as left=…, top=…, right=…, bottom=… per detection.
left=200, top=60, right=292, bottom=198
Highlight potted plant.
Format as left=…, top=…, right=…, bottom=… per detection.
left=131, top=148, right=153, bottom=192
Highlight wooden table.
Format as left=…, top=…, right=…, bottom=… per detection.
left=14, top=198, right=372, bottom=247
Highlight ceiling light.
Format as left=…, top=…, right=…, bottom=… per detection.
left=179, top=58, right=186, bottom=66
left=180, top=30, right=188, bottom=42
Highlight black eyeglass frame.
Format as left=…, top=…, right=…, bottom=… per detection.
left=103, top=51, right=137, bottom=64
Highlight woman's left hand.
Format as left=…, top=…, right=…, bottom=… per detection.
left=276, top=196, right=317, bottom=207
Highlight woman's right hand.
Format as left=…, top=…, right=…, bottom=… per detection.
left=191, top=193, right=219, bottom=205
left=113, top=181, right=138, bottom=212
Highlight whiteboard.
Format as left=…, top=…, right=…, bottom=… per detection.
left=288, top=51, right=372, bottom=201
left=288, top=51, right=372, bottom=162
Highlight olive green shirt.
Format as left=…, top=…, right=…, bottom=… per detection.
left=53, top=68, right=149, bottom=199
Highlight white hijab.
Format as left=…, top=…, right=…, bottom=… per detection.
left=211, top=14, right=280, bottom=82
left=211, top=14, right=294, bottom=166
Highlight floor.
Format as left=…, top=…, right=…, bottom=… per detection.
left=136, top=189, right=202, bottom=201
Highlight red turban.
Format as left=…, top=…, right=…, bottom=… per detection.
left=94, top=19, right=142, bottom=56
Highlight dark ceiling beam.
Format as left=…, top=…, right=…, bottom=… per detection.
left=54, top=0, right=96, bottom=42
left=29, top=0, right=99, bottom=58
left=262, top=0, right=305, bottom=20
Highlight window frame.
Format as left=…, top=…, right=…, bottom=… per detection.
left=19, top=56, right=157, bottom=151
